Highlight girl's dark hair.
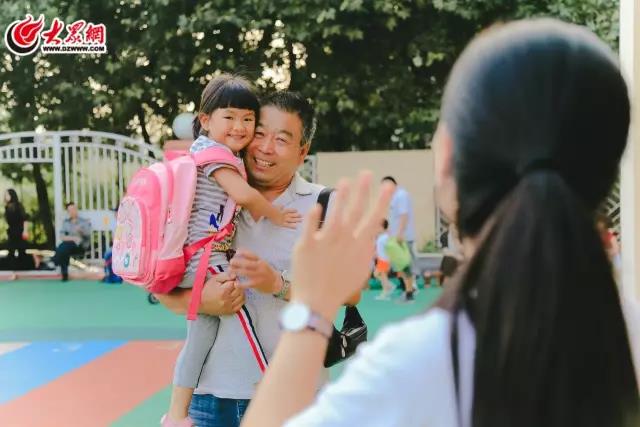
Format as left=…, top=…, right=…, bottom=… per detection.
left=441, top=19, right=639, bottom=426
left=5, top=189, right=19, bottom=205
left=192, top=74, right=260, bottom=138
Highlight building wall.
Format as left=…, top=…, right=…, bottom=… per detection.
left=316, top=149, right=436, bottom=250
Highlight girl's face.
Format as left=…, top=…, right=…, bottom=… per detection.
left=199, top=107, right=256, bottom=153
left=4, top=192, right=10, bottom=203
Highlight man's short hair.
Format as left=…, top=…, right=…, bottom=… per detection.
left=65, top=202, right=75, bottom=209
left=261, top=91, right=317, bottom=146
left=381, top=176, right=397, bottom=185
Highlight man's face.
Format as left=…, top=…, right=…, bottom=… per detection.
left=67, top=204, right=78, bottom=218
left=244, top=105, right=310, bottom=189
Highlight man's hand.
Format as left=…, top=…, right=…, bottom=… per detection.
left=230, top=249, right=280, bottom=294
left=156, top=272, right=245, bottom=316
left=201, top=273, right=246, bottom=315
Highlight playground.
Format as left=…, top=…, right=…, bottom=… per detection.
left=0, top=279, right=440, bottom=426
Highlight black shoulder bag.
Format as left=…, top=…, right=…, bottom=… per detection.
left=316, top=187, right=369, bottom=367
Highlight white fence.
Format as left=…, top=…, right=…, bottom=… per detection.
left=0, top=131, right=161, bottom=262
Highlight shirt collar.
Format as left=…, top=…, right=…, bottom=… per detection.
left=270, top=173, right=311, bottom=207
left=292, top=173, right=314, bottom=196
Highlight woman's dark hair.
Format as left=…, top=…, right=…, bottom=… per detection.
left=441, top=19, right=639, bottom=426
left=192, top=74, right=260, bottom=138
left=5, top=189, right=19, bottom=205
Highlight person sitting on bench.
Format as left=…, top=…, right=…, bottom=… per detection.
left=52, top=202, right=91, bottom=281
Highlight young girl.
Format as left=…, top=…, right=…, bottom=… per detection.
left=162, top=74, right=301, bottom=427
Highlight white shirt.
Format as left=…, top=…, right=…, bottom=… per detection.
left=376, top=232, right=390, bottom=262
left=388, top=187, right=416, bottom=241
left=285, top=308, right=475, bottom=427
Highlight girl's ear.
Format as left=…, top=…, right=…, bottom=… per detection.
left=198, top=112, right=210, bottom=134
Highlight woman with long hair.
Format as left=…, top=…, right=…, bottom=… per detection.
left=241, top=19, right=640, bottom=427
left=4, top=189, right=28, bottom=263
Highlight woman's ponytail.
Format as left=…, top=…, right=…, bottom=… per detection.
left=458, top=171, right=639, bottom=427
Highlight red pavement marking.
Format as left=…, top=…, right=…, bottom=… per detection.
left=0, top=340, right=182, bottom=427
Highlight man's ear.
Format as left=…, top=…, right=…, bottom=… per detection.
left=299, top=143, right=310, bottom=163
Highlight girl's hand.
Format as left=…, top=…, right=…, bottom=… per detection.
left=277, top=207, right=303, bottom=229
left=290, top=171, right=394, bottom=321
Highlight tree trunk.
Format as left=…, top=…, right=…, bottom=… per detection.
left=32, top=163, right=55, bottom=249
left=287, top=40, right=298, bottom=90
left=138, top=105, right=156, bottom=159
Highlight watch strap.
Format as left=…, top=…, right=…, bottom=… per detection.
left=307, top=311, right=333, bottom=339
left=274, top=271, right=291, bottom=299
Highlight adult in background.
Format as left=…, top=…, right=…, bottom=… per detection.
left=4, top=188, right=29, bottom=260
left=52, top=202, right=91, bottom=281
left=382, top=176, right=417, bottom=300
left=4, top=189, right=29, bottom=268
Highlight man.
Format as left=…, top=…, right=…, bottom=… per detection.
left=158, top=91, right=357, bottom=427
left=381, top=176, right=417, bottom=300
left=52, top=202, right=91, bottom=281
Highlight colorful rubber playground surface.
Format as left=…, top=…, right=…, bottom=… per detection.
left=0, top=279, right=440, bottom=427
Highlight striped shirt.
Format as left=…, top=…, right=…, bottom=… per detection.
left=180, top=136, right=240, bottom=284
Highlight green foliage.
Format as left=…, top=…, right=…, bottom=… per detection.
left=0, top=0, right=620, bottom=153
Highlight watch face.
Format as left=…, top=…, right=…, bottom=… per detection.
left=282, top=303, right=310, bottom=331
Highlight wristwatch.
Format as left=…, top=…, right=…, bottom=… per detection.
left=274, top=269, right=292, bottom=299
left=280, top=302, right=333, bottom=339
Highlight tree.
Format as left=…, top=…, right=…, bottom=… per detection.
left=0, top=0, right=620, bottom=149
left=0, top=0, right=620, bottom=246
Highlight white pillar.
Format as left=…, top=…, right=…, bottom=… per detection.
left=52, top=134, right=64, bottom=247
left=620, top=0, right=640, bottom=302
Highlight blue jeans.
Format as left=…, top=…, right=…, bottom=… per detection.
left=189, top=394, right=250, bottom=427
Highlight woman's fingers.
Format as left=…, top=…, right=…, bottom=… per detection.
left=320, top=178, right=350, bottom=236
left=357, top=181, right=395, bottom=241
left=300, top=203, right=322, bottom=244
left=344, top=171, right=372, bottom=227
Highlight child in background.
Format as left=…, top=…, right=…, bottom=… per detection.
left=374, top=219, right=394, bottom=300
left=163, top=75, right=301, bottom=427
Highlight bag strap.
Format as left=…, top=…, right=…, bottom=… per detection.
left=317, top=188, right=367, bottom=331
left=317, top=187, right=333, bottom=226
left=343, top=304, right=363, bottom=327
left=187, top=238, right=214, bottom=320
left=191, top=146, right=247, bottom=179
left=451, top=309, right=463, bottom=427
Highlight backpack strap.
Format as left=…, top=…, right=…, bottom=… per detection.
left=191, top=146, right=247, bottom=179
left=317, top=187, right=333, bottom=226
left=191, top=146, right=247, bottom=228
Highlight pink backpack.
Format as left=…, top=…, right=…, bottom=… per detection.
left=112, top=147, right=246, bottom=320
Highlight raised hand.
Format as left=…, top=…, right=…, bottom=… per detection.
left=290, top=171, right=394, bottom=320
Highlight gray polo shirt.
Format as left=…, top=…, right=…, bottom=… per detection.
left=60, top=216, right=92, bottom=249
left=195, top=174, right=326, bottom=399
